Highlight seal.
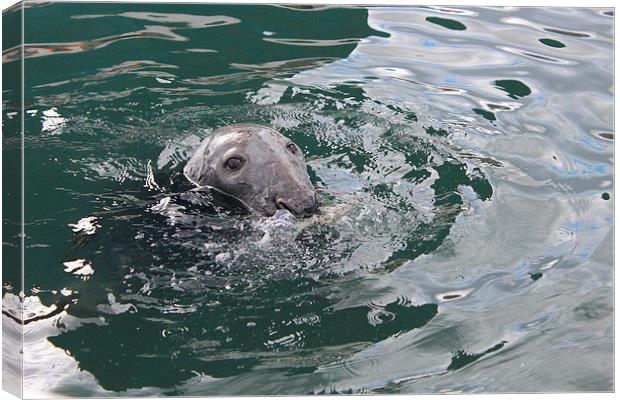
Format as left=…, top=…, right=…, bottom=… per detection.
left=184, top=124, right=320, bottom=217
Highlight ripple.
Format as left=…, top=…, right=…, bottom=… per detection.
left=493, top=79, right=532, bottom=99
left=3, top=26, right=187, bottom=62
left=497, top=45, right=574, bottom=65
left=425, top=16, right=467, bottom=31
left=447, top=341, right=508, bottom=371
left=543, top=27, right=591, bottom=38
left=263, top=38, right=362, bottom=47
left=539, top=38, right=566, bottom=48
left=33, top=60, right=179, bottom=89
left=63, top=259, right=95, bottom=280
left=68, top=216, right=101, bottom=235
left=73, top=12, right=241, bottom=29
left=422, top=6, right=478, bottom=16
left=436, top=289, right=472, bottom=302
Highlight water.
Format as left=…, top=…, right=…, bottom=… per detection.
left=2, top=4, right=613, bottom=396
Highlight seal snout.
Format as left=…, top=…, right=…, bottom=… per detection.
left=275, top=192, right=320, bottom=218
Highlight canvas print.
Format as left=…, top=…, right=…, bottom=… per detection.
left=2, top=1, right=614, bottom=397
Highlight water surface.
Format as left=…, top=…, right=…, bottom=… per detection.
left=2, top=3, right=613, bottom=396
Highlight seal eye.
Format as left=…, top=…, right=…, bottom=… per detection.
left=224, top=157, right=243, bottom=171
left=287, top=143, right=298, bottom=155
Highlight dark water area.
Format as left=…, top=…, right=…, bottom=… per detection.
left=2, top=3, right=613, bottom=396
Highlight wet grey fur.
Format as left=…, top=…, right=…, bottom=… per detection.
left=184, top=124, right=320, bottom=217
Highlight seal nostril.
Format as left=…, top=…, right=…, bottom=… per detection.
left=276, top=196, right=319, bottom=217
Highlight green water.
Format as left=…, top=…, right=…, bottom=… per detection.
left=2, top=3, right=613, bottom=396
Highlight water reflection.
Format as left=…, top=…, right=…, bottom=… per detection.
left=3, top=25, right=188, bottom=63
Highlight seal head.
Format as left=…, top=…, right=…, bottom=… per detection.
left=184, top=124, right=320, bottom=217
